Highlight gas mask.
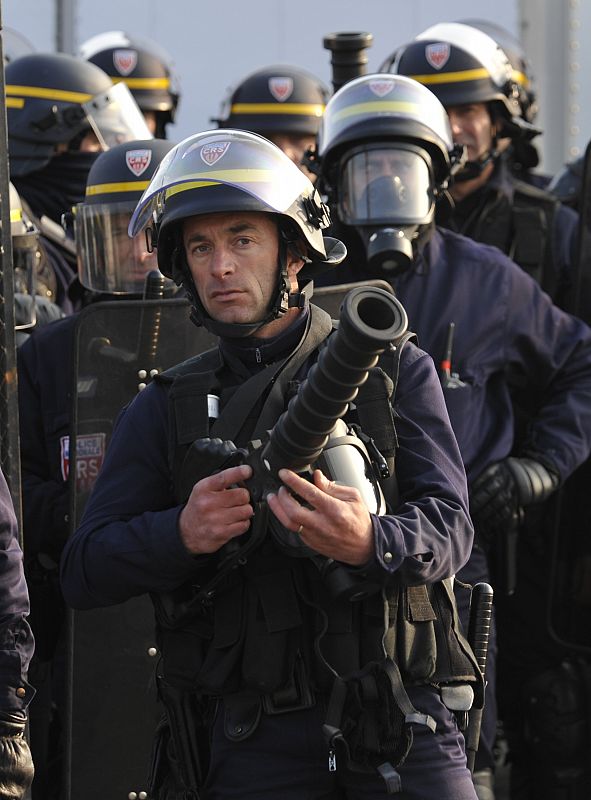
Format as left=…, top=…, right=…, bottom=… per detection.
left=337, top=144, right=435, bottom=274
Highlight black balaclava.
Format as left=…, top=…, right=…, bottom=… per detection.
left=13, top=150, right=99, bottom=227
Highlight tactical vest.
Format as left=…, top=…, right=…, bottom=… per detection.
left=461, top=179, right=559, bottom=299
left=150, top=305, right=481, bottom=789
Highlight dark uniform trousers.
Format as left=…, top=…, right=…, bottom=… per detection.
left=204, top=687, right=477, bottom=799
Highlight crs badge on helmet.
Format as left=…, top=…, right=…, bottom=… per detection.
left=75, top=138, right=174, bottom=294
left=129, top=129, right=345, bottom=337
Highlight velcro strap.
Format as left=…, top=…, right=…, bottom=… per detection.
left=355, top=367, right=397, bottom=456
left=406, top=585, right=437, bottom=623
left=170, top=372, right=217, bottom=444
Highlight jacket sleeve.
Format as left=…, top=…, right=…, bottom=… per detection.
left=502, top=259, right=591, bottom=480
left=368, top=341, right=473, bottom=585
left=60, top=382, right=201, bottom=609
left=0, top=471, right=35, bottom=712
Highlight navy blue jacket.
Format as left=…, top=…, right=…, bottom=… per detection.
left=0, top=469, right=35, bottom=711
left=319, top=228, right=591, bottom=487
left=60, top=314, right=474, bottom=609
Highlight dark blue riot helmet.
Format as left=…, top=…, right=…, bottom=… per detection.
left=382, top=23, right=540, bottom=183
left=79, top=31, right=181, bottom=139
left=6, top=52, right=152, bottom=178
left=74, top=138, right=175, bottom=294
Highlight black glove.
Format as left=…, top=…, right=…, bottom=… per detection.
left=469, top=457, right=559, bottom=549
left=0, top=711, right=34, bottom=800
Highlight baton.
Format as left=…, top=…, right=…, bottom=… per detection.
left=465, top=582, right=494, bottom=773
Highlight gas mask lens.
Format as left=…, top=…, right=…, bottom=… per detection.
left=339, top=147, right=433, bottom=225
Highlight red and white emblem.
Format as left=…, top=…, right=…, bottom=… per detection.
left=369, top=80, right=394, bottom=98
left=200, top=142, right=231, bottom=166
left=113, top=49, right=138, bottom=76
left=60, top=433, right=106, bottom=492
left=125, top=149, right=152, bottom=177
left=268, top=77, right=294, bottom=102
left=425, top=43, right=450, bottom=70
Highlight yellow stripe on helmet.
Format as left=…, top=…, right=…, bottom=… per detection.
left=85, top=180, right=152, bottom=197
left=111, top=77, right=171, bottom=90
left=230, top=102, right=324, bottom=117
left=511, top=69, right=529, bottom=88
left=6, top=97, right=25, bottom=108
left=6, top=84, right=94, bottom=103
left=332, top=100, right=420, bottom=123
left=164, top=180, right=222, bottom=199
left=162, top=169, right=277, bottom=200
left=408, top=68, right=491, bottom=86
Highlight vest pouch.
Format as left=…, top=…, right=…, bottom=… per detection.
left=198, top=582, right=245, bottom=693
left=241, top=568, right=303, bottom=693
left=387, top=585, right=437, bottom=684
left=322, top=657, right=436, bottom=791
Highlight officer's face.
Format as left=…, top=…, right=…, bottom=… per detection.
left=446, top=103, right=495, bottom=162
left=110, top=212, right=159, bottom=287
left=143, top=110, right=158, bottom=135
left=183, top=211, right=303, bottom=332
left=266, top=132, right=317, bottom=181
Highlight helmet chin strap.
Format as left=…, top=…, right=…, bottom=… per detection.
left=184, top=234, right=307, bottom=339
left=454, top=125, right=500, bottom=184
left=453, top=146, right=499, bottom=183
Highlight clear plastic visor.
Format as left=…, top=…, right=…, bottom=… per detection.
left=83, top=82, right=153, bottom=151
left=339, top=147, right=433, bottom=225
left=75, top=201, right=170, bottom=294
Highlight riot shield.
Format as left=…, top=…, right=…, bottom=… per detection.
left=0, top=10, right=21, bottom=521
left=65, top=297, right=216, bottom=800
left=64, top=282, right=394, bottom=799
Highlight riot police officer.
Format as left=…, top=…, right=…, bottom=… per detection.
left=215, top=65, right=329, bottom=179
left=310, top=73, right=591, bottom=800
left=7, top=52, right=152, bottom=314
left=0, top=468, right=35, bottom=800
left=61, top=129, right=484, bottom=799
left=17, top=137, right=173, bottom=800
left=382, top=22, right=579, bottom=312
left=79, top=31, right=181, bottom=139
left=454, top=19, right=546, bottom=187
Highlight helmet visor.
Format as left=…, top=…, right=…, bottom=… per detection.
left=75, top=200, right=170, bottom=293
left=83, top=82, right=152, bottom=151
left=128, top=129, right=311, bottom=236
left=339, top=146, right=433, bottom=225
